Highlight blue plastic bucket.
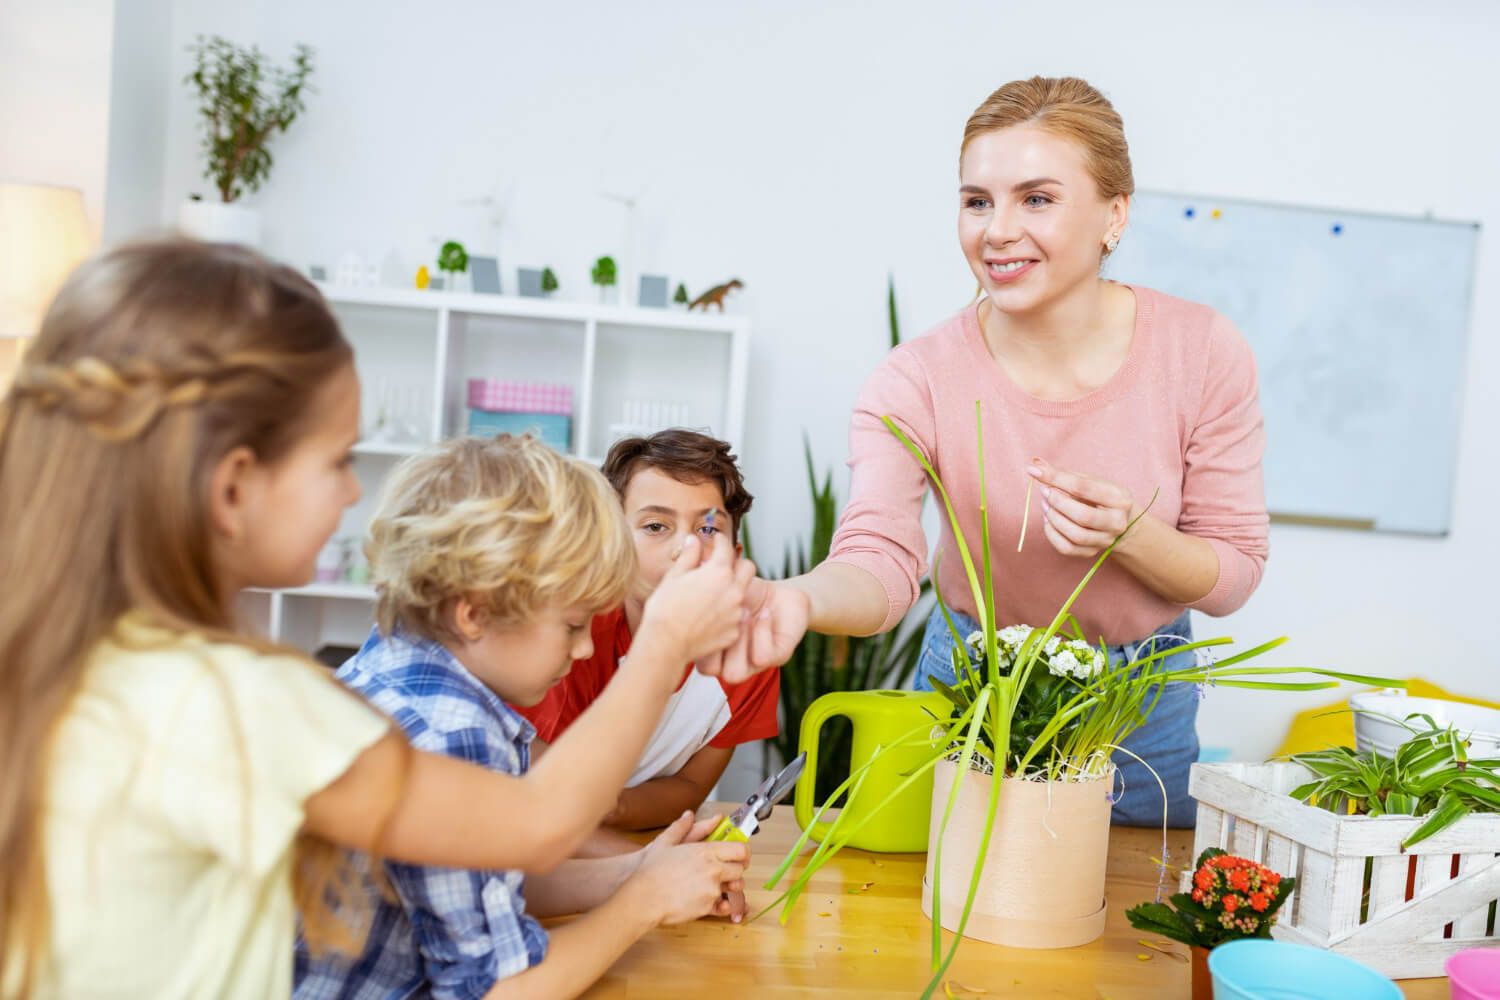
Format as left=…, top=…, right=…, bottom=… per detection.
left=1208, top=939, right=1401, bottom=999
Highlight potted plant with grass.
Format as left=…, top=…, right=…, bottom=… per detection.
left=179, top=35, right=314, bottom=246
left=763, top=403, right=1396, bottom=998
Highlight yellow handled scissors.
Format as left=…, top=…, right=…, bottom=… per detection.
left=707, top=751, right=806, bottom=843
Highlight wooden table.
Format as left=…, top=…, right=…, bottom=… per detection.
left=575, top=803, right=1449, bottom=999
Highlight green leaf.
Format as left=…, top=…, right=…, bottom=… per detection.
left=1401, top=791, right=1470, bottom=851
left=1125, top=902, right=1202, bottom=947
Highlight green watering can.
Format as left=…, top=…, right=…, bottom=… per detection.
left=793, top=689, right=950, bottom=853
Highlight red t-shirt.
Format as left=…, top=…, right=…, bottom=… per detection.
left=516, top=607, right=780, bottom=750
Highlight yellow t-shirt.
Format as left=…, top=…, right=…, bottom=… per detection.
left=34, top=625, right=389, bottom=999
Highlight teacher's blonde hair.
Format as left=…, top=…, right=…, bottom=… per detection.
left=962, top=76, right=1135, bottom=204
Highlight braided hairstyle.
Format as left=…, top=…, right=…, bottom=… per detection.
left=0, top=239, right=362, bottom=990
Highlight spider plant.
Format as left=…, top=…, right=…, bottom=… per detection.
left=1288, top=715, right=1500, bottom=850
left=762, top=402, right=1399, bottom=999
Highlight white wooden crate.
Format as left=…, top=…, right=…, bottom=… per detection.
left=1182, top=762, right=1500, bottom=979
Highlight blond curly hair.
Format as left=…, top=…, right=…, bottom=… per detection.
left=368, top=434, right=635, bottom=642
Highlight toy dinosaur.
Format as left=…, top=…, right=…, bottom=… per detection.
left=688, top=278, right=743, bottom=312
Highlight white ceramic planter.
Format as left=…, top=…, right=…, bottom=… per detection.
left=177, top=200, right=261, bottom=247
left=1350, top=691, right=1500, bottom=757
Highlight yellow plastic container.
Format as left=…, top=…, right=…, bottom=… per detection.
left=794, top=689, right=950, bottom=853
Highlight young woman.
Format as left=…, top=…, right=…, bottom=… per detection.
left=750, top=76, right=1268, bottom=827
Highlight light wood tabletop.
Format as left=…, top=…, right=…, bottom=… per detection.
left=569, top=803, right=1450, bottom=999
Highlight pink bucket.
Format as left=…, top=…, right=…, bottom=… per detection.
left=1448, top=948, right=1500, bottom=1000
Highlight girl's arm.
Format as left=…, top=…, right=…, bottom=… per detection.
left=305, top=535, right=754, bottom=872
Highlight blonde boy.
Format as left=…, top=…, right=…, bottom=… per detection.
left=295, top=434, right=748, bottom=1000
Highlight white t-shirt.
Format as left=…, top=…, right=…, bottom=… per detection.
left=32, top=622, right=388, bottom=999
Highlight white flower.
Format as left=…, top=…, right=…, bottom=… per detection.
left=998, top=625, right=1033, bottom=649
left=1048, top=648, right=1083, bottom=679
left=1046, top=641, right=1108, bottom=680
left=964, top=630, right=985, bottom=650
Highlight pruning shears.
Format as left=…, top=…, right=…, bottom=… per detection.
left=707, top=751, right=806, bottom=843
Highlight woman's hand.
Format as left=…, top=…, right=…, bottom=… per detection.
left=696, top=577, right=810, bottom=684
left=1027, top=457, right=1140, bottom=558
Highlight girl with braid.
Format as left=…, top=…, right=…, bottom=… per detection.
left=0, top=239, right=756, bottom=999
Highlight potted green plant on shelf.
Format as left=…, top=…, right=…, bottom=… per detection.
left=763, top=404, right=1396, bottom=999
left=1126, top=848, right=1296, bottom=1000
left=179, top=35, right=314, bottom=247
left=541, top=267, right=559, bottom=296
left=437, top=241, right=469, bottom=292
left=591, top=255, right=618, bottom=303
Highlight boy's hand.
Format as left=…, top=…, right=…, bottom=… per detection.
left=626, top=812, right=749, bottom=925
left=641, top=533, right=755, bottom=667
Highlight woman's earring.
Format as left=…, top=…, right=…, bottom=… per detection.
left=1105, top=233, right=1121, bottom=253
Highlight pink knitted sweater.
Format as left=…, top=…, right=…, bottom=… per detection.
left=827, top=285, right=1268, bottom=643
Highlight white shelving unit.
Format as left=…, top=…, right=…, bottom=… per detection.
left=240, top=284, right=750, bottom=655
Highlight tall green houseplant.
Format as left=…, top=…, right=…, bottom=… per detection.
left=186, top=35, right=314, bottom=203
left=745, top=277, right=932, bottom=801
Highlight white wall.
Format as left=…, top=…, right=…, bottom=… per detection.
left=128, top=0, right=1500, bottom=760
left=0, top=0, right=115, bottom=235
left=102, top=0, right=175, bottom=243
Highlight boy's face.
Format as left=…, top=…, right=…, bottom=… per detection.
left=621, top=467, right=732, bottom=604
left=452, top=601, right=597, bottom=707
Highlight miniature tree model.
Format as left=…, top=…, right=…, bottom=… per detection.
left=185, top=35, right=315, bottom=203
left=541, top=267, right=559, bottom=294
left=591, top=256, right=617, bottom=290
left=438, top=241, right=469, bottom=284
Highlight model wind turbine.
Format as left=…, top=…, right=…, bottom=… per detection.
left=600, top=185, right=646, bottom=307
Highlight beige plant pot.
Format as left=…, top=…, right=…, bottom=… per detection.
left=921, top=756, right=1113, bottom=949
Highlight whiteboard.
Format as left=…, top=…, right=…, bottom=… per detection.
left=1107, top=191, right=1480, bottom=536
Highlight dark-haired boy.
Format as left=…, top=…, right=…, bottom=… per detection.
left=516, top=430, right=780, bottom=831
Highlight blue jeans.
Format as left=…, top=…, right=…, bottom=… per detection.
left=913, top=608, right=1201, bottom=828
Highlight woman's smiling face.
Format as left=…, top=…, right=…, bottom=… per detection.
left=958, top=124, right=1128, bottom=317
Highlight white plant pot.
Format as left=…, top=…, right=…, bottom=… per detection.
left=177, top=200, right=261, bottom=247
left=1350, top=691, right=1500, bottom=757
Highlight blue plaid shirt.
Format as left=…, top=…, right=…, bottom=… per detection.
left=294, top=627, right=548, bottom=1000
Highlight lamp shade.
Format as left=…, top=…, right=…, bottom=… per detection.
left=0, top=182, right=92, bottom=338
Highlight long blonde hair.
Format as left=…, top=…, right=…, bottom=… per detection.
left=0, top=239, right=371, bottom=992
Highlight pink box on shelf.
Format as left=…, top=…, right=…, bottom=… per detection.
left=466, top=379, right=573, bottom=415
